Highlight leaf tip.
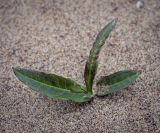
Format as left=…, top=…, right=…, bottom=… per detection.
left=137, top=71, right=141, bottom=75
left=112, top=18, right=118, bottom=25
left=12, top=67, right=24, bottom=79
left=12, top=67, right=17, bottom=74
left=12, top=67, right=20, bottom=74
left=133, top=70, right=141, bottom=77
left=110, top=18, right=118, bottom=28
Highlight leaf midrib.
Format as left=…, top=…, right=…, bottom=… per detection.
left=16, top=70, right=77, bottom=93
left=109, top=73, right=138, bottom=87
left=98, top=73, right=139, bottom=86
left=97, top=73, right=139, bottom=96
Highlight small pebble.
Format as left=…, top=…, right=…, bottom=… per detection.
left=136, top=1, right=144, bottom=9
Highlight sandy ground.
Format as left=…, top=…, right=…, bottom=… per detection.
left=0, top=0, right=160, bottom=132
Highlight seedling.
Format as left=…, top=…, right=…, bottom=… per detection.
left=13, top=19, right=140, bottom=103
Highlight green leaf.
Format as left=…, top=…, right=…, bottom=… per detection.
left=96, top=70, right=140, bottom=96
left=13, top=67, right=92, bottom=103
left=84, top=19, right=117, bottom=94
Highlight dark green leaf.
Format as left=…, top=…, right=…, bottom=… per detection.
left=13, top=67, right=92, bottom=103
left=84, top=19, right=117, bottom=94
left=96, top=70, right=140, bottom=96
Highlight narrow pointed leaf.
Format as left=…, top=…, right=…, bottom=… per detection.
left=13, top=67, right=91, bottom=103
left=96, top=70, right=140, bottom=96
left=84, top=19, right=117, bottom=94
